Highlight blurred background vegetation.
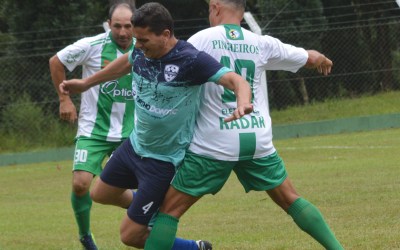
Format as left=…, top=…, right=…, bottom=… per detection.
left=0, top=0, right=399, bottom=153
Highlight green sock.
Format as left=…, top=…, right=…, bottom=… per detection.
left=288, top=197, right=344, bottom=250
left=71, top=192, right=92, bottom=238
left=144, top=212, right=178, bottom=250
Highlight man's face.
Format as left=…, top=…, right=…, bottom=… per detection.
left=133, top=26, right=169, bottom=59
left=109, top=7, right=133, bottom=50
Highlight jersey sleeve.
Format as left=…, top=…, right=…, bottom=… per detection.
left=259, top=35, right=308, bottom=73
left=127, top=49, right=135, bottom=65
left=56, top=37, right=92, bottom=72
left=190, top=51, right=232, bottom=84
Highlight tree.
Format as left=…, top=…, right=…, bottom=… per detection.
left=0, top=0, right=109, bottom=121
left=351, top=0, right=400, bottom=91
left=257, top=0, right=327, bottom=109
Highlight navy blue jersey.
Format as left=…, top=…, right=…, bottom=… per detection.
left=128, top=40, right=232, bottom=166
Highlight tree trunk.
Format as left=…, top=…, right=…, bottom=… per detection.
left=298, top=77, right=309, bottom=105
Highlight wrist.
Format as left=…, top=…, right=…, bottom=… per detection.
left=59, top=96, right=72, bottom=102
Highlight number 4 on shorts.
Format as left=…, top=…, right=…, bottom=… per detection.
left=142, top=201, right=154, bottom=214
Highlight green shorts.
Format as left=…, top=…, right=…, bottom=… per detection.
left=72, top=136, right=124, bottom=176
left=172, top=151, right=287, bottom=197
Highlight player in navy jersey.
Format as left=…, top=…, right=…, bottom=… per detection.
left=145, top=0, right=344, bottom=250
left=60, top=2, right=253, bottom=249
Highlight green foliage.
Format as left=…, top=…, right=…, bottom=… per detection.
left=0, top=0, right=109, bottom=55
left=392, top=50, right=400, bottom=89
left=0, top=93, right=76, bottom=152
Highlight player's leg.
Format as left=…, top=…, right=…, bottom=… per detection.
left=121, top=206, right=212, bottom=250
left=119, top=214, right=150, bottom=248
left=71, top=170, right=96, bottom=249
left=145, top=186, right=201, bottom=250
left=268, top=178, right=344, bottom=249
left=266, top=176, right=299, bottom=210
left=119, top=151, right=177, bottom=248
left=71, top=137, right=113, bottom=249
left=90, top=178, right=133, bottom=208
left=145, top=152, right=234, bottom=250
left=90, top=139, right=137, bottom=208
left=237, top=151, right=343, bottom=249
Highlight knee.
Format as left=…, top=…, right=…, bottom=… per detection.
left=89, top=186, right=104, bottom=204
left=72, top=179, right=91, bottom=196
left=120, top=229, right=147, bottom=248
left=267, top=184, right=300, bottom=211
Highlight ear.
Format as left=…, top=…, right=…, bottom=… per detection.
left=162, top=29, right=171, bottom=38
left=107, top=19, right=112, bottom=27
left=214, top=2, right=221, bottom=16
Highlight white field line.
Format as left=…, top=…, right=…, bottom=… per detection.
left=279, top=145, right=394, bottom=150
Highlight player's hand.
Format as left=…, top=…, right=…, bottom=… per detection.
left=59, top=79, right=89, bottom=95
left=59, top=98, right=77, bottom=123
left=224, top=103, right=253, bottom=122
left=317, top=57, right=333, bottom=76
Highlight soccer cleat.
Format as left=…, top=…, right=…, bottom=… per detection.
left=196, top=240, right=213, bottom=250
left=79, top=233, right=98, bottom=250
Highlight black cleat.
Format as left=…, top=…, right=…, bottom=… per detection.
left=196, top=240, right=213, bottom=250
left=79, top=233, right=98, bottom=250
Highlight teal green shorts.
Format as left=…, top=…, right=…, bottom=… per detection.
left=172, top=151, right=287, bottom=197
left=72, top=136, right=124, bottom=176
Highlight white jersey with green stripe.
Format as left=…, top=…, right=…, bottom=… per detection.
left=187, top=24, right=308, bottom=161
left=57, top=32, right=135, bottom=142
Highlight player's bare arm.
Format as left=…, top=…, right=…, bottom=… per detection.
left=49, top=55, right=78, bottom=123
left=305, top=50, right=333, bottom=76
left=218, top=72, right=253, bottom=122
left=60, top=53, right=132, bottom=95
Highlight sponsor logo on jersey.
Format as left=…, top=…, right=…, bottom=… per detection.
left=228, top=29, right=241, bottom=39
left=66, top=49, right=86, bottom=64
left=101, top=80, right=134, bottom=99
left=136, top=95, right=178, bottom=115
left=164, top=64, right=179, bottom=82
left=219, top=116, right=266, bottom=130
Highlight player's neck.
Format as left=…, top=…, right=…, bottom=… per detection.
left=219, top=15, right=241, bottom=26
left=160, top=37, right=178, bottom=58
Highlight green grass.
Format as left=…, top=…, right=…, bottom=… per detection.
left=1, top=128, right=399, bottom=249
left=270, top=90, right=400, bottom=124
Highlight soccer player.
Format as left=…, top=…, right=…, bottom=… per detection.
left=59, top=2, right=253, bottom=250
left=49, top=3, right=135, bottom=250
left=145, top=0, right=344, bottom=249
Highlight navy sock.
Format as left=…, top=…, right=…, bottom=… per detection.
left=172, top=238, right=198, bottom=250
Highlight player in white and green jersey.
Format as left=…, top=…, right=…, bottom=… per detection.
left=146, top=1, right=344, bottom=250
left=49, top=3, right=135, bottom=249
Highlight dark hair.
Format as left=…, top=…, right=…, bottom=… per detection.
left=108, top=2, right=135, bottom=20
left=131, top=2, right=174, bottom=36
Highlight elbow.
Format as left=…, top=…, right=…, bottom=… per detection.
left=49, top=55, right=60, bottom=69
left=49, top=55, right=56, bottom=65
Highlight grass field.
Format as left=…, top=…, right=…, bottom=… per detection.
left=0, top=128, right=399, bottom=249
left=270, top=91, right=400, bottom=125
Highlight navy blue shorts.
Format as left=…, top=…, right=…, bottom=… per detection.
left=100, top=139, right=176, bottom=225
